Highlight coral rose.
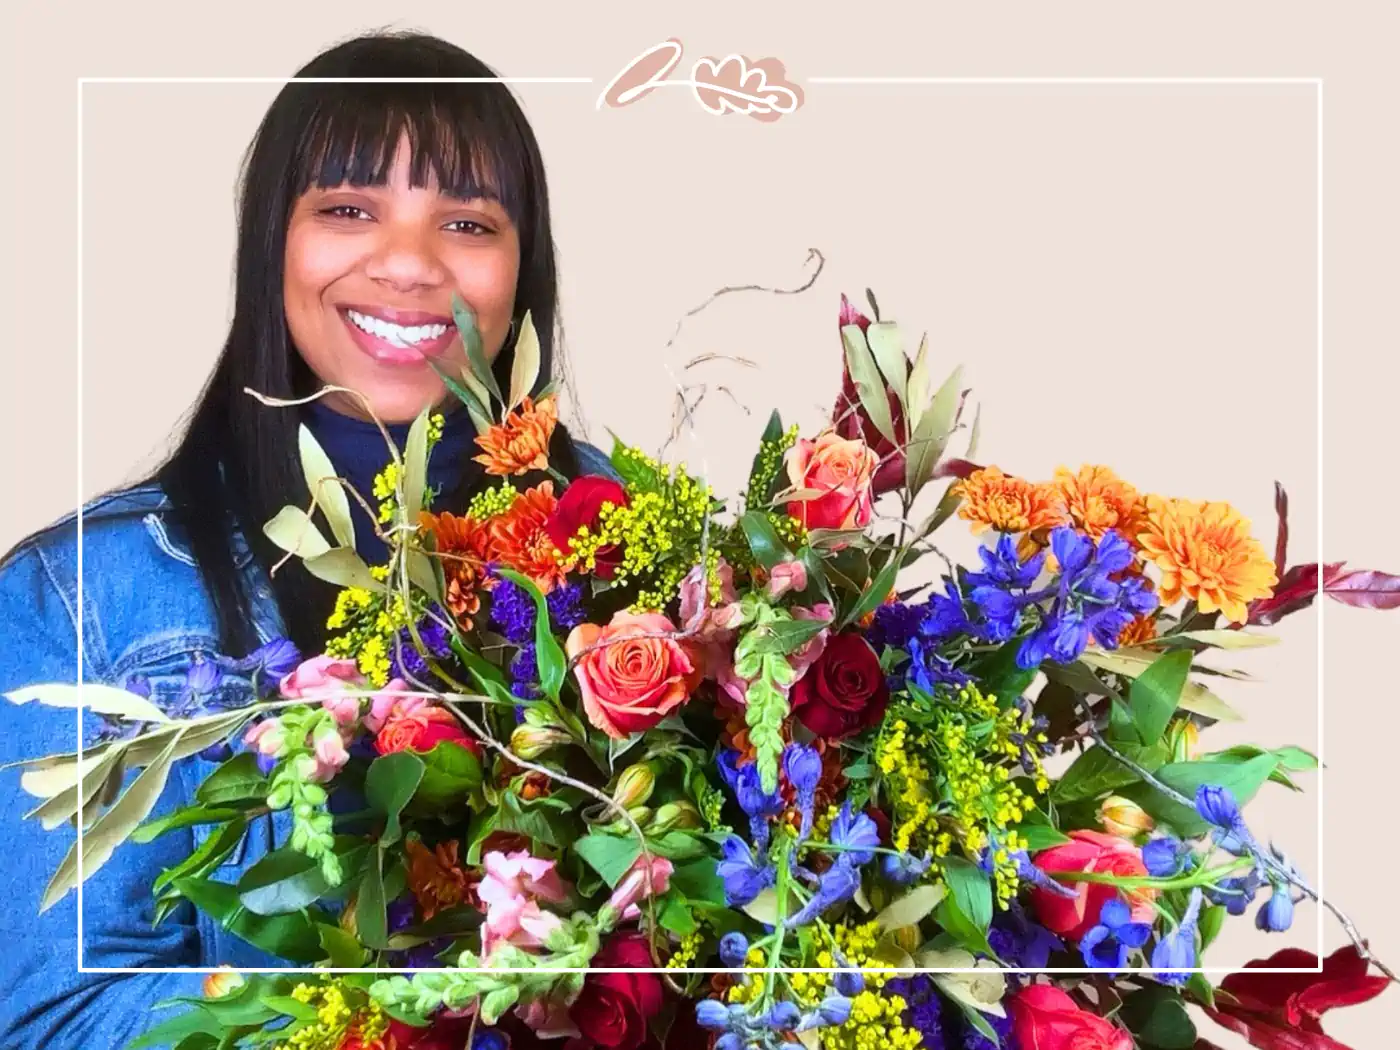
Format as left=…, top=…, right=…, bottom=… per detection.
left=783, top=430, right=879, bottom=532
left=1029, top=830, right=1155, bottom=941
left=374, top=704, right=480, bottom=759
left=566, top=611, right=701, bottom=739
left=1009, top=985, right=1133, bottom=1050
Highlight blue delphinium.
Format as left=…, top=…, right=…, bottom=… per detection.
left=988, top=900, right=1063, bottom=969
left=1142, top=835, right=1191, bottom=877
left=1256, top=885, right=1296, bottom=932
left=1080, top=897, right=1153, bottom=972
left=1151, top=888, right=1204, bottom=986
left=716, top=836, right=774, bottom=906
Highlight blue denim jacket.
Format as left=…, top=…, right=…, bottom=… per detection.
left=0, top=441, right=616, bottom=1049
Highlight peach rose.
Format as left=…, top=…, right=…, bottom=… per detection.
left=374, top=704, right=481, bottom=759
left=565, top=611, right=701, bottom=739
left=783, top=430, right=879, bottom=532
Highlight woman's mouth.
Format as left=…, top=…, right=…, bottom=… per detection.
left=339, top=306, right=457, bottom=365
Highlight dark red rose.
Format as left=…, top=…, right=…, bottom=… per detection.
left=1199, top=945, right=1389, bottom=1050
left=790, top=633, right=889, bottom=739
left=546, top=475, right=629, bottom=579
left=866, top=805, right=892, bottom=845
left=568, top=932, right=664, bottom=1050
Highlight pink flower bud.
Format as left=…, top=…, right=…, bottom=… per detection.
left=244, top=718, right=286, bottom=758
left=607, top=854, right=674, bottom=920
left=767, top=559, right=808, bottom=599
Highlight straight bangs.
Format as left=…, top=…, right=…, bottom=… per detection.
left=288, top=84, right=533, bottom=228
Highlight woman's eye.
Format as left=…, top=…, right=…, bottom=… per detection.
left=446, top=219, right=491, bottom=236
left=322, top=204, right=371, bottom=221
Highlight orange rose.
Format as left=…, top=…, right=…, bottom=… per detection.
left=374, top=704, right=481, bottom=759
left=783, top=430, right=879, bottom=532
left=565, top=612, right=701, bottom=739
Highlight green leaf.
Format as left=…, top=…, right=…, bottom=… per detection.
left=121, top=1008, right=225, bottom=1050
left=261, top=996, right=320, bottom=1022
left=658, top=890, right=698, bottom=936
left=1124, top=754, right=1280, bottom=836
left=942, top=856, right=992, bottom=933
left=494, top=568, right=565, bottom=701
left=414, top=740, right=483, bottom=809
left=1078, top=648, right=1241, bottom=723
left=865, top=321, right=909, bottom=411
left=262, top=505, right=332, bottom=560
left=6, top=682, right=171, bottom=725
left=496, top=792, right=573, bottom=848
left=237, top=847, right=339, bottom=916
left=875, top=883, right=947, bottom=933
left=174, top=876, right=326, bottom=962
left=576, top=832, right=644, bottom=887
left=1129, top=649, right=1193, bottom=745
left=646, top=831, right=710, bottom=860
left=318, top=922, right=368, bottom=967
left=934, top=895, right=994, bottom=957
left=1198, top=903, right=1226, bottom=952
left=366, top=752, right=426, bottom=846
left=747, top=615, right=830, bottom=656
left=508, top=310, right=542, bottom=411
left=840, top=548, right=902, bottom=630
left=427, top=358, right=493, bottom=427
left=358, top=849, right=388, bottom=950
left=451, top=292, right=502, bottom=407
left=841, top=323, right=897, bottom=443
left=133, top=804, right=243, bottom=845
left=401, top=406, right=431, bottom=521
left=1186, top=972, right=1216, bottom=1010
left=298, top=422, right=355, bottom=549
left=24, top=744, right=124, bottom=830
left=906, top=364, right=963, bottom=495
left=1119, top=986, right=1196, bottom=1050
left=154, top=816, right=247, bottom=893
left=1052, top=743, right=1167, bottom=804
left=196, top=753, right=270, bottom=807
left=671, top=856, right=726, bottom=906
left=739, top=510, right=791, bottom=570
left=41, top=730, right=185, bottom=912
left=1165, top=629, right=1278, bottom=650
left=304, top=547, right=383, bottom=592
left=968, top=643, right=1038, bottom=708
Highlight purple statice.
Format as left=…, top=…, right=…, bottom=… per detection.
left=988, top=900, right=1063, bottom=970
left=867, top=601, right=923, bottom=653
left=885, top=975, right=947, bottom=1050
left=546, top=581, right=588, bottom=630
left=487, top=576, right=537, bottom=645
left=509, top=643, right=541, bottom=700
left=388, top=607, right=456, bottom=686
left=961, top=1010, right=1017, bottom=1050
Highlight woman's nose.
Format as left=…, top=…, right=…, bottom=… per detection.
left=363, top=227, right=449, bottom=292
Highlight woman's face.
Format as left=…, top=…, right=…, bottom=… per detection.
left=284, top=133, right=521, bottom=424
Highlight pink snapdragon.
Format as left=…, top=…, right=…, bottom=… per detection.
left=607, top=854, right=673, bottom=921
left=279, top=655, right=366, bottom=726
left=477, top=850, right=572, bottom=955
left=244, top=717, right=287, bottom=758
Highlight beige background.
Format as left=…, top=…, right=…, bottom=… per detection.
left=3, top=1, right=1396, bottom=1044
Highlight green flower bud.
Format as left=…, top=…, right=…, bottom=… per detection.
left=267, top=785, right=292, bottom=810
left=510, top=724, right=573, bottom=760
left=612, top=764, right=657, bottom=809
left=648, top=800, right=702, bottom=834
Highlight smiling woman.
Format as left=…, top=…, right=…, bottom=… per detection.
left=0, top=29, right=612, bottom=1050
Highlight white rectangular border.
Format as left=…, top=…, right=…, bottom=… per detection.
left=73, top=74, right=1321, bottom=980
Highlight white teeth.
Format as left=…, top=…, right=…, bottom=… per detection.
left=347, top=309, right=448, bottom=346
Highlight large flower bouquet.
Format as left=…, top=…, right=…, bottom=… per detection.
left=9, top=290, right=1400, bottom=1050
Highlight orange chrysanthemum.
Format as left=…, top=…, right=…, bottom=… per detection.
left=404, top=838, right=471, bottom=921
left=1115, top=613, right=1160, bottom=649
left=485, top=481, right=566, bottom=593
left=418, top=510, right=492, bottom=629
left=1053, top=464, right=1148, bottom=544
left=473, top=395, right=558, bottom=476
left=1137, top=495, right=1278, bottom=624
left=955, top=465, right=1070, bottom=535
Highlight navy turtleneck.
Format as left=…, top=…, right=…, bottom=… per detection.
left=301, top=398, right=479, bottom=567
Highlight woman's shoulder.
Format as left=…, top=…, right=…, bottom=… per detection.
left=0, top=481, right=250, bottom=686
left=571, top=436, right=619, bottom=480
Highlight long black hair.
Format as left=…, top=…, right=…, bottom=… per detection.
left=139, top=30, right=576, bottom=659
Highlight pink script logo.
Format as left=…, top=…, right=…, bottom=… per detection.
left=597, top=38, right=804, bottom=122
